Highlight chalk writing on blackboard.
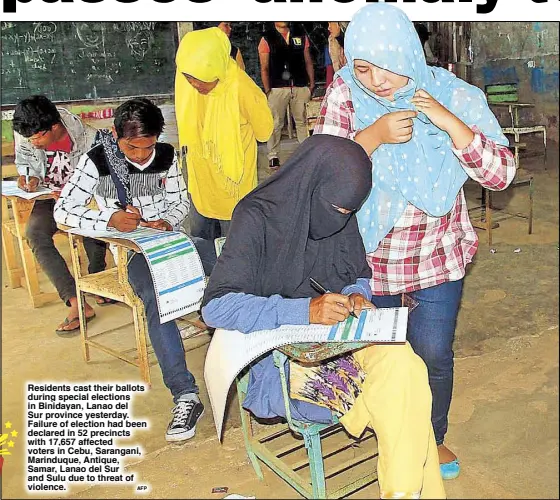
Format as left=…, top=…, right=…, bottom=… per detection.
left=1, top=21, right=177, bottom=105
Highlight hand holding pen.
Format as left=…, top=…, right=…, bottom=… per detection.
left=308, top=277, right=373, bottom=325
left=113, top=202, right=173, bottom=232
left=107, top=202, right=144, bottom=232
left=17, top=174, right=39, bottom=193
left=115, top=201, right=146, bottom=222
left=310, top=277, right=358, bottom=319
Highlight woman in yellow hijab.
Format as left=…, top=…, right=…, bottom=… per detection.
left=175, top=27, right=273, bottom=241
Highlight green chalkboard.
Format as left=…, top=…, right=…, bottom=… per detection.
left=1, top=21, right=178, bottom=105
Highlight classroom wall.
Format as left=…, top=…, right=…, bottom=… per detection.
left=8, top=23, right=557, bottom=146
left=2, top=99, right=177, bottom=147
left=470, top=22, right=559, bottom=143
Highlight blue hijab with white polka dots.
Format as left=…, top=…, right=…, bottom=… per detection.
left=338, top=3, right=508, bottom=253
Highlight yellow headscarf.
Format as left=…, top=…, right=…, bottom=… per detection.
left=175, top=28, right=244, bottom=197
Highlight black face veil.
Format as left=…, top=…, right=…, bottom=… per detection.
left=203, top=134, right=373, bottom=305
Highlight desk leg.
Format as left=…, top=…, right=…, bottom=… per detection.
left=12, top=199, right=42, bottom=307
left=508, top=105, right=515, bottom=130
left=2, top=224, right=22, bottom=288
left=76, top=283, right=89, bottom=362
left=118, top=248, right=151, bottom=387
left=528, top=177, right=534, bottom=234
left=2, top=197, right=23, bottom=288
left=286, top=103, right=294, bottom=140
left=543, top=129, right=547, bottom=167
left=132, top=302, right=151, bottom=387
left=485, top=190, right=493, bottom=246
left=69, top=233, right=90, bottom=362
left=514, top=131, right=521, bottom=168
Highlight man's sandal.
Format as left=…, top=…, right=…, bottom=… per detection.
left=94, top=296, right=117, bottom=306
left=55, top=312, right=96, bottom=337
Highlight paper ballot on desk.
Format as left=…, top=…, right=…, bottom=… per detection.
left=1, top=181, right=55, bottom=199
left=204, top=307, right=408, bottom=439
left=70, top=227, right=205, bottom=323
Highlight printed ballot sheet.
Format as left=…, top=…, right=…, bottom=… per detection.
left=1, top=180, right=55, bottom=199
left=70, top=227, right=205, bottom=323
left=204, top=307, right=408, bottom=438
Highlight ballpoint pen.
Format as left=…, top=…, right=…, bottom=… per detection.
left=114, top=201, right=147, bottom=223
left=309, top=277, right=358, bottom=319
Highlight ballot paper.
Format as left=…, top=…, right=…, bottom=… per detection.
left=204, top=307, right=408, bottom=439
left=70, top=227, right=205, bottom=323
left=1, top=180, right=55, bottom=200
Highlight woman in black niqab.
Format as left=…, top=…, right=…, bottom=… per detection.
left=202, top=134, right=444, bottom=499
left=203, top=133, right=373, bottom=307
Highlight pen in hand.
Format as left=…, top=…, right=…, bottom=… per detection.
left=114, top=201, right=147, bottom=223
left=309, top=277, right=358, bottom=319
left=23, top=166, right=31, bottom=192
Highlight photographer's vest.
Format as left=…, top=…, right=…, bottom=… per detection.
left=263, top=27, right=308, bottom=88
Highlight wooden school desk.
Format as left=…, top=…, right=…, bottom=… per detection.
left=1, top=192, right=61, bottom=308
left=61, top=227, right=210, bottom=385
left=490, top=101, right=547, bottom=167
left=63, top=228, right=152, bottom=384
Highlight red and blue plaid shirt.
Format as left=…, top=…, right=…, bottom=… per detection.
left=314, top=77, right=517, bottom=295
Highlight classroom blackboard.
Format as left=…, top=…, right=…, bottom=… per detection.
left=193, top=22, right=329, bottom=88
left=1, top=21, right=178, bottom=106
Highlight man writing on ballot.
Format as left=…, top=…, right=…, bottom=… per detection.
left=54, top=98, right=206, bottom=443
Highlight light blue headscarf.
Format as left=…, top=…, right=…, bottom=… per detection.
left=338, top=3, right=509, bottom=253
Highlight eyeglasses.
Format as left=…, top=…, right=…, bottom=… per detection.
left=28, top=130, right=49, bottom=142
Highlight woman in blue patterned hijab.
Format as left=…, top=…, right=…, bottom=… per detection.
left=339, top=4, right=508, bottom=252
left=314, top=2, right=516, bottom=483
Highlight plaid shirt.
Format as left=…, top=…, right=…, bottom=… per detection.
left=314, top=77, right=516, bottom=295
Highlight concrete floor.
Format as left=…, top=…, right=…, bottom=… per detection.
left=1, top=140, right=558, bottom=499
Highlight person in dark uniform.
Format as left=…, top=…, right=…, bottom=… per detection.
left=258, top=22, right=315, bottom=170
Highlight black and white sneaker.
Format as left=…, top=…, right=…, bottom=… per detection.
left=165, top=394, right=204, bottom=442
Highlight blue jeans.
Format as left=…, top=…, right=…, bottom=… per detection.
left=188, top=198, right=231, bottom=241
left=191, top=237, right=218, bottom=277
left=128, top=253, right=198, bottom=402
left=27, top=199, right=107, bottom=304
left=371, top=279, right=464, bottom=446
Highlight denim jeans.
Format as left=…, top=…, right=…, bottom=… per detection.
left=191, top=237, right=218, bottom=277
left=371, top=279, right=464, bottom=446
left=26, top=199, right=107, bottom=305
left=128, top=253, right=198, bottom=401
left=188, top=198, right=231, bottom=242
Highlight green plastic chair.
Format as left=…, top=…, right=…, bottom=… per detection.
left=214, top=237, right=378, bottom=498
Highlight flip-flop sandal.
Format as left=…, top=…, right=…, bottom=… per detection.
left=440, top=458, right=460, bottom=480
left=55, top=312, right=96, bottom=337
left=94, top=296, right=117, bottom=306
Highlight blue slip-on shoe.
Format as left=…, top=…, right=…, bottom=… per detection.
left=440, top=459, right=460, bottom=480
